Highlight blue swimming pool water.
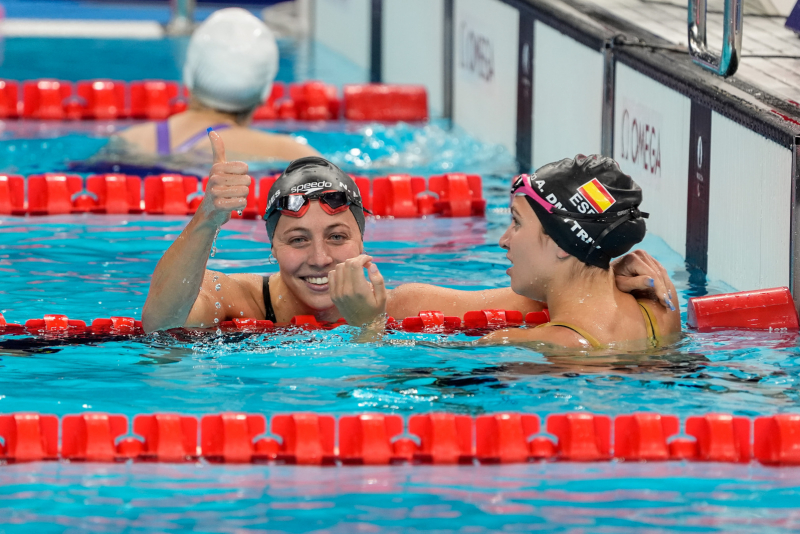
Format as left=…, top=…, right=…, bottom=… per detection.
left=2, top=35, right=800, bottom=534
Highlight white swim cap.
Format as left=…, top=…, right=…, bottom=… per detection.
left=183, top=8, right=279, bottom=112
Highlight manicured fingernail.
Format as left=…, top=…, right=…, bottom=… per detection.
left=369, top=264, right=378, bottom=273
left=668, top=289, right=673, bottom=300
left=668, top=299, right=676, bottom=312
left=648, top=277, right=655, bottom=288
left=207, top=127, right=214, bottom=133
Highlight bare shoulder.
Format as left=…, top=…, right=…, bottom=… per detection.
left=640, top=298, right=681, bottom=337
left=115, top=122, right=156, bottom=152
left=197, top=271, right=266, bottom=320
left=216, top=129, right=319, bottom=160
left=479, top=325, right=590, bottom=348
left=227, top=273, right=265, bottom=296
left=386, top=283, right=545, bottom=319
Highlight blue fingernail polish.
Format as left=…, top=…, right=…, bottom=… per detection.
left=669, top=301, right=676, bottom=311
left=207, top=127, right=214, bottom=133
left=648, top=278, right=655, bottom=288
left=668, top=289, right=673, bottom=300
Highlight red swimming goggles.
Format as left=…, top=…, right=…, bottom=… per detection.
left=273, top=190, right=355, bottom=218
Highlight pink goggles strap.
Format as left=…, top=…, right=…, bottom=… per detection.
left=511, top=174, right=554, bottom=213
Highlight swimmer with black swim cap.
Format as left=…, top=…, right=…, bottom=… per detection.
left=264, top=157, right=367, bottom=243
left=482, top=154, right=681, bottom=349
left=142, top=132, right=680, bottom=337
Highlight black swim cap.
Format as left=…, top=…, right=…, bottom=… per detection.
left=264, top=156, right=366, bottom=242
left=512, top=154, right=648, bottom=269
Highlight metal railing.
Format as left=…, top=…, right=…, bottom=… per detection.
left=688, top=0, right=743, bottom=77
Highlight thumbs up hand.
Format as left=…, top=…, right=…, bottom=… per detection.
left=197, top=129, right=252, bottom=228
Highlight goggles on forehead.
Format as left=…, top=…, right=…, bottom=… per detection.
left=272, top=190, right=356, bottom=219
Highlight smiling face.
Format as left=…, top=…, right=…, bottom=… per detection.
left=272, top=201, right=363, bottom=311
left=499, top=196, right=562, bottom=301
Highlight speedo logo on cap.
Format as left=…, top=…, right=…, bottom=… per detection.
left=291, top=181, right=333, bottom=194
left=267, top=189, right=281, bottom=209
left=577, top=179, right=616, bottom=213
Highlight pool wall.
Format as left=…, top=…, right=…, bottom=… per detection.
left=312, top=0, right=800, bottom=299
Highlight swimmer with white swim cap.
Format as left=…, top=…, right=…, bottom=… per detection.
left=118, top=8, right=318, bottom=161
left=142, top=135, right=679, bottom=343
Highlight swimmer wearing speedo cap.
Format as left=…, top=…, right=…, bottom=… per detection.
left=142, top=134, right=678, bottom=337
left=118, top=8, right=317, bottom=161
left=480, top=155, right=681, bottom=348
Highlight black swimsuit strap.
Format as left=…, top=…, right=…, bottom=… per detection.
left=262, top=275, right=277, bottom=322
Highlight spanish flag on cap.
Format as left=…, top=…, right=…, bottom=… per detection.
left=578, top=178, right=616, bottom=213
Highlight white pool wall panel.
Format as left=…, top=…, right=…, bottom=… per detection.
left=382, top=0, right=445, bottom=117
left=314, top=0, right=371, bottom=76
left=453, top=0, right=519, bottom=155
left=707, top=113, right=792, bottom=290
left=531, top=21, right=603, bottom=170
left=612, top=63, right=691, bottom=258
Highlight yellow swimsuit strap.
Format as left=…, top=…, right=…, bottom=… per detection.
left=636, top=299, right=661, bottom=346
left=534, top=321, right=603, bottom=349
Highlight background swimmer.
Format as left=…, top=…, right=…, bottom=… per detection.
left=479, top=155, right=681, bottom=349
left=117, top=8, right=318, bottom=161
left=142, top=137, right=675, bottom=334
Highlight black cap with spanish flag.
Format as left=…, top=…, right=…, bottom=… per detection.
left=511, top=154, right=648, bottom=269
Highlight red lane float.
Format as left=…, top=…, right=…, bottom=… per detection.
left=0, top=175, right=25, bottom=215
left=685, top=413, right=751, bottom=462
left=86, top=174, right=143, bottom=214
left=408, top=413, right=473, bottom=464
left=0, top=413, right=59, bottom=462
left=22, top=80, right=72, bottom=120
left=547, top=413, right=612, bottom=461
left=25, top=314, right=86, bottom=334
left=754, top=414, right=800, bottom=465
left=463, top=310, right=523, bottom=329
left=144, top=174, right=199, bottom=215
left=688, top=287, right=799, bottom=331
left=130, top=80, right=188, bottom=119
left=614, top=413, right=679, bottom=461
left=4, top=411, right=800, bottom=465
left=289, top=81, right=340, bottom=121
left=1, top=309, right=553, bottom=338
left=0, top=172, right=484, bottom=219
left=90, top=317, right=144, bottom=335
left=339, top=414, right=404, bottom=465
left=371, top=174, right=427, bottom=218
left=133, top=414, right=198, bottom=462
left=0, top=313, right=24, bottom=334
left=5, top=79, right=430, bottom=122
left=201, top=413, right=266, bottom=463
left=271, top=413, right=336, bottom=465
left=251, top=82, right=285, bottom=120
left=0, top=80, right=20, bottom=119
left=61, top=413, right=128, bottom=461
left=400, top=311, right=461, bottom=332
left=428, top=174, right=486, bottom=217
left=27, top=174, right=83, bottom=215
left=76, top=80, right=126, bottom=120
left=343, top=84, right=428, bottom=122
left=476, top=413, right=540, bottom=463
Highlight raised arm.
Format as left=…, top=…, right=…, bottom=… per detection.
left=386, top=285, right=544, bottom=318
left=141, top=131, right=253, bottom=333
left=329, top=251, right=676, bottom=327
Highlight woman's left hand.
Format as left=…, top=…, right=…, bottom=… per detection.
left=328, top=254, right=387, bottom=326
left=611, top=249, right=676, bottom=311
